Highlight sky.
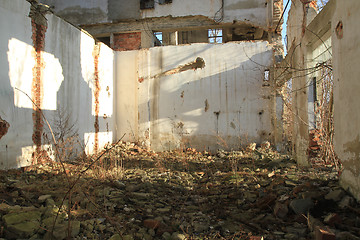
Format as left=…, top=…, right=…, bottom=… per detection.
left=281, top=0, right=329, bottom=55
left=281, top=0, right=291, bottom=55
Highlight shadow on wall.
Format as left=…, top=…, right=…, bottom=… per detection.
left=0, top=5, right=113, bottom=169
left=132, top=42, right=274, bottom=152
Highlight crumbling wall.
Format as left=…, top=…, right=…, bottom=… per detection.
left=115, top=41, right=274, bottom=151
left=40, top=0, right=270, bottom=29
left=40, top=0, right=109, bottom=25
left=0, top=0, right=114, bottom=169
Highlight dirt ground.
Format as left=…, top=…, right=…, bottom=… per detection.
left=0, top=142, right=359, bottom=240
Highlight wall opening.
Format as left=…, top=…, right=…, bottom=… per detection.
left=140, top=0, right=155, bottom=9
left=97, top=36, right=111, bottom=48
left=158, top=0, right=172, bottom=4
left=154, top=32, right=163, bottom=46
left=208, top=29, right=223, bottom=43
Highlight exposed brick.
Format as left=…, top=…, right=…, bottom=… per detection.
left=31, top=19, right=47, bottom=164
left=0, top=117, right=10, bottom=140
left=113, top=32, right=141, bottom=51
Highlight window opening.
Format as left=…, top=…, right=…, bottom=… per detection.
left=264, top=69, right=270, bottom=81
left=263, top=69, right=270, bottom=86
left=181, top=31, right=189, bottom=44
left=154, top=32, right=163, bottom=46
left=140, top=0, right=154, bottom=9
left=158, top=0, right=172, bottom=4
left=97, top=37, right=111, bottom=48
left=208, top=29, right=223, bottom=43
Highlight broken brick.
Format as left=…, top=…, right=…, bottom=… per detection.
left=324, top=213, right=341, bottom=227
left=315, top=226, right=335, bottom=240
left=143, top=219, right=161, bottom=229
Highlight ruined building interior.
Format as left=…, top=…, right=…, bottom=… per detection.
left=0, top=0, right=360, bottom=239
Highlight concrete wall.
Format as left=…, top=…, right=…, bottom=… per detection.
left=307, top=34, right=332, bottom=130
left=40, top=0, right=269, bottom=28
left=115, top=41, right=274, bottom=152
left=41, top=0, right=109, bottom=25
left=0, top=0, right=114, bottom=169
left=332, top=0, right=360, bottom=200
left=281, top=0, right=360, bottom=200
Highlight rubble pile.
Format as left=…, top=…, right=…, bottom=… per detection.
left=0, top=142, right=359, bottom=240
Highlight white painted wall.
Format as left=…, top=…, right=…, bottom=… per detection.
left=116, top=41, right=274, bottom=151
left=0, top=0, right=114, bottom=169
left=332, top=0, right=360, bottom=200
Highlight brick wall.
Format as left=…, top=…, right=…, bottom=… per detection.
left=113, top=32, right=141, bottom=51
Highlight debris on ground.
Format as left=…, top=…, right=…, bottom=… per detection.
left=0, top=142, right=359, bottom=239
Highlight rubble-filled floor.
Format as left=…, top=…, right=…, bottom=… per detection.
left=0, top=143, right=359, bottom=240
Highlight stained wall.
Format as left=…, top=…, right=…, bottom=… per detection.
left=0, top=0, right=114, bottom=168
left=115, top=42, right=275, bottom=151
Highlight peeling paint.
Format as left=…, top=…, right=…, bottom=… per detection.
left=335, top=21, right=343, bottom=39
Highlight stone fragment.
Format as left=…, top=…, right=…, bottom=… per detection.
left=336, top=231, right=360, bottom=240
left=325, top=189, right=345, bottom=202
left=3, top=211, right=41, bottom=226
left=123, top=235, right=134, bottom=240
left=286, top=225, right=307, bottom=237
left=7, top=221, right=40, bottom=238
left=143, top=219, right=161, bottom=229
left=113, top=180, right=126, bottom=189
left=157, top=207, right=171, bottom=213
left=274, top=202, right=288, bottom=218
left=38, top=194, right=52, bottom=202
left=45, top=221, right=81, bottom=240
left=162, top=231, right=171, bottom=240
left=157, top=223, right=173, bottom=235
left=249, top=237, right=264, bottom=240
left=323, top=213, right=341, bottom=227
left=132, top=192, right=151, bottom=198
left=171, top=232, right=186, bottom=240
left=289, top=198, right=314, bottom=215
left=109, top=234, right=121, bottom=240
left=338, top=196, right=354, bottom=209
